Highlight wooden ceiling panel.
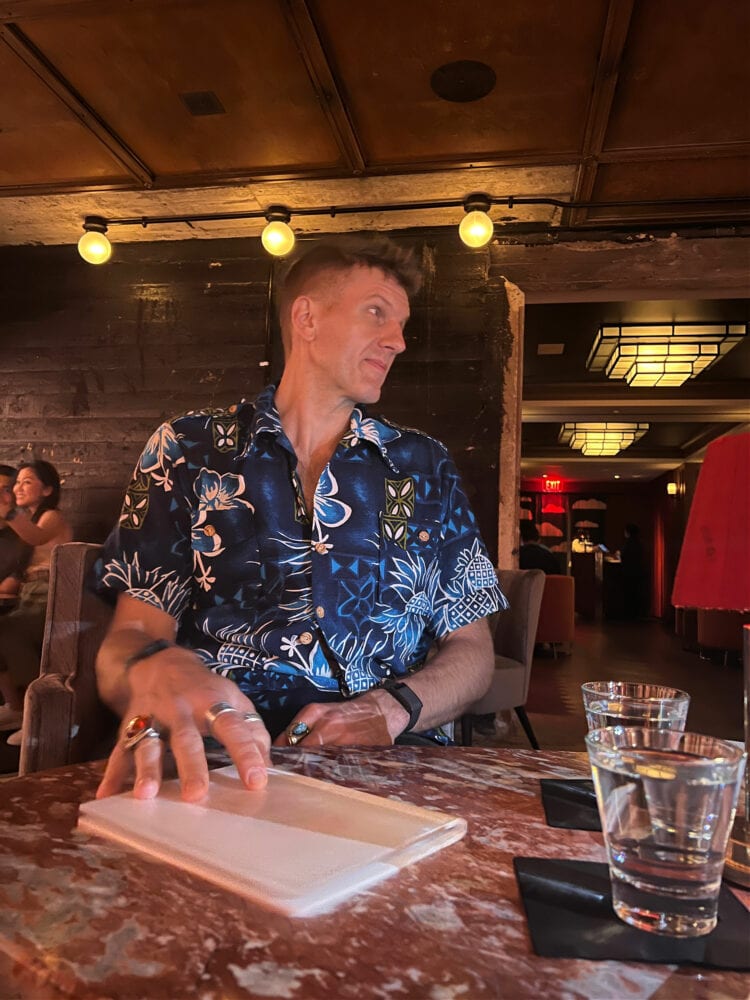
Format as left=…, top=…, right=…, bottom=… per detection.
left=311, top=0, right=608, bottom=164
left=21, top=0, right=344, bottom=177
left=604, top=0, right=750, bottom=151
left=0, top=38, right=131, bottom=185
left=587, top=157, right=750, bottom=221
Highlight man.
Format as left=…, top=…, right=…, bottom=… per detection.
left=0, top=465, right=31, bottom=604
left=95, top=237, right=505, bottom=802
left=518, top=521, right=560, bottom=575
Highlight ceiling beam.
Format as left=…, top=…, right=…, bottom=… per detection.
left=524, top=404, right=750, bottom=423
left=280, top=0, right=366, bottom=175
left=0, top=0, right=189, bottom=22
left=563, top=0, right=636, bottom=227
left=598, top=140, right=750, bottom=163
left=523, top=446, right=688, bottom=461
left=523, top=384, right=750, bottom=423
left=0, top=23, right=153, bottom=186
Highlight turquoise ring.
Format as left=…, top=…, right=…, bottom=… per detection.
left=287, top=721, right=311, bottom=746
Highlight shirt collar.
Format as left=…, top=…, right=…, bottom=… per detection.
left=251, top=383, right=285, bottom=439
left=247, top=386, right=402, bottom=472
left=343, top=408, right=402, bottom=473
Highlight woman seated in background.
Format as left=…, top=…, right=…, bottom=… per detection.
left=0, top=460, right=72, bottom=743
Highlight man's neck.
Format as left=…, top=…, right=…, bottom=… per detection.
left=274, top=369, right=354, bottom=468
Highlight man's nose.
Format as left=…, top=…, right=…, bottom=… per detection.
left=382, top=320, right=406, bottom=354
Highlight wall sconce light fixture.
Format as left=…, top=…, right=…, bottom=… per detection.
left=77, top=216, right=112, bottom=265
left=458, top=193, right=494, bottom=248
left=260, top=206, right=295, bottom=257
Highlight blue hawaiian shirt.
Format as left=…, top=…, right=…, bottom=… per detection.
left=96, top=385, right=506, bottom=737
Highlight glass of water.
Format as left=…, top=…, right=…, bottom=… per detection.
left=586, top=726, right=746, bottom=937
left=581, top=681, right=690, bottom=731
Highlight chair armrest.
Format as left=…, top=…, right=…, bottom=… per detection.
left=19, top=673, right=74, bottom=776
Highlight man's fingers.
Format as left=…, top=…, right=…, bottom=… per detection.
left=275, top=702, right=392, bottom=748
left=131, top=734, right=165, bottom=800
left=168, top=721, right=211, bottom=802
left=96, top=743, right=131, bottom=799
left=212, top=711, right=270, bottom=789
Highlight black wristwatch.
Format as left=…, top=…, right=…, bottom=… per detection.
left=382, top=678, right=423, bottom=733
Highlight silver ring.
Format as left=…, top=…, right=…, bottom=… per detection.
left=205, top=702, right=237, bottom=729
left=205, top=702, right=263, bottom=734
left=287, top=721, right=310, bottom=746
left=122, top=714, right=163, bottom=752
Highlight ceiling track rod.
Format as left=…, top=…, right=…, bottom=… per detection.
left=104, top=194, right=750, bottom=229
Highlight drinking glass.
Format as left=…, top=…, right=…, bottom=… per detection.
left=586, top=726, right=746, bottom=937
left=581, top=681, right=690, bottom=732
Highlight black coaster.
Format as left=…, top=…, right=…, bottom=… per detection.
left=514, top=857, right=750, bottom=970
left=539, top=778, right=601, bottom=831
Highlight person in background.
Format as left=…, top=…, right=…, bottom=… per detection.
left=0, top=465, right=32, bottom=609
left=518, top=521, right=560, bottom=575
left=0, top=460, right=73, bottom=741
left=94, top=236, right=504, bottom=801
left=621, top=522, right=647, bottom=619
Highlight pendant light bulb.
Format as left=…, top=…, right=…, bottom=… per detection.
left=458, top=194, right=493, bottom=248
left=261, top=207, right=295, bottom=257
left=78, top=217, right=112, bottom=264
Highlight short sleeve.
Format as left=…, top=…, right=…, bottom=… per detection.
left=430, top=454, right=508, bottom=637
left=95, top=421, right=194, bottom=622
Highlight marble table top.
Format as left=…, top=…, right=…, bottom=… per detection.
left=1, top=746, right=748, bottom=999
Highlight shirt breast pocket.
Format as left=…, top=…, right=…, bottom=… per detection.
left=378, top=515, right=441, bottom=612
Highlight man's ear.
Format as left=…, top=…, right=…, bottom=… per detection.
left=290, top=295, right=317, bottom=344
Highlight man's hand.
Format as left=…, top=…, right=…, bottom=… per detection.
left=96, top=594, right=271, bottom=802
left=272, top=688, right=408, bottom=748
left=96, top=647, right=271, bottom=802
left=273, top=617, right=494, bottom=748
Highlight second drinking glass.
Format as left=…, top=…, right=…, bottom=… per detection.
left=581, top=681, right=690, bottom=731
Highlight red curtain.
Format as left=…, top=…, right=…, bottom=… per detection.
left=671, top=432, right=750, bottom=611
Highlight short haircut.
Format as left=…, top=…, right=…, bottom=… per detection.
left=0, top=464, right=17, bottom=480
left=520, top=521, right=540, bottom=543
left=277, top=235, right=422, bottom=355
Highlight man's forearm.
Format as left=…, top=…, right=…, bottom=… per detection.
left=363, top=617, right=494, bottom=737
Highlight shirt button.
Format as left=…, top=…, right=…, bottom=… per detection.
left=315, top=606, right=325, bottom=619
left=314, top=542, right=328, bottom=555
left=298, top=631, right=313, bottom=645
left=204, top=525, right=216, bottom=536
left=418, top=530, right=430, bottom=542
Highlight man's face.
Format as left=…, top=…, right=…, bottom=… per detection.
left=0, top=475, right=14, bottom=517
left=306, top=265, right=410, bottom=406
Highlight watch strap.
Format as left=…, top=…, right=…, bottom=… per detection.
left=382, top=678, right=423, bottom=733
left=124, top=638, right=174, bottom=672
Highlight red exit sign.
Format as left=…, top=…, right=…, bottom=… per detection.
left=543, top=478, right=563, bottom=492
